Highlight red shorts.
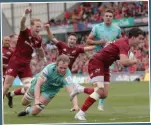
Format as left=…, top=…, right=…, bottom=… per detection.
left=88, top=59, right=110, bottom=82
left=5, top=56, right=32, bottom=78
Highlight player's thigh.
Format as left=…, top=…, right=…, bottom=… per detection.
left=5, top=57, right=21, bottom=78
left=4, top=75, right=16, bottom=86
left=40, top=91, right=55, bottom=105
left=88, top=59, right=105, bottom=86
left=19, top=64, right=32, bottom=78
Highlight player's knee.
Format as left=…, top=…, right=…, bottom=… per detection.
left=98, top=89, right=108, bottom=99
left=22, top=91, right=34, bottom=106
left=97, top=88, right=104, bottom=97
left=4, top=80, right=12, bottom=87
left=21, top=97, right=29, bottom=106
left=21, top=78, right=32, bottom=89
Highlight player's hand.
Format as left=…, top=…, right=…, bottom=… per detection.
left=25, top=8, right=32, bottom=15
left=133, top=59, right=138, bottom=64
left=70, top=106, right=80, bottom=112
left=44, top=24, right=50, bottom=29
left=116, top=60, right=124, bottom=71
left=100, top=40, right=107, bottom=46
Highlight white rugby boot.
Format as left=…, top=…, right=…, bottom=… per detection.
left=75, top=110, right=86, bottom=121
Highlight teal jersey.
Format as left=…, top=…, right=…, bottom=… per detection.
left=30, top=63, right=72, bottom=95
left=91, top=22, right=121, bottom=52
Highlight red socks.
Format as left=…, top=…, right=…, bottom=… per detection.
left=81, top=96, right=96, bottom=112
left=14, top=88, right=24, bottom=95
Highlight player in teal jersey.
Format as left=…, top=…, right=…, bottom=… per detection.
left=18, top=55, right=75, bottom=116
left=86, top=8, right=121, bottom=111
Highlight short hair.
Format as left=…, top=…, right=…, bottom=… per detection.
left=56, top=54, right=70, bottom=65
left=104, top=8, right=114, bottom=15
left=30, top=18, right=41, bottom=25
left=68, top=33, right=77, bottom=38
left=128, top=27, right=144, bottom=38
left=9, top=34, right=17, bottom=38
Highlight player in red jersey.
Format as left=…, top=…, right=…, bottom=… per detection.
left=45, top=24, right=95, bottom=111
left=70, top=27, right=145, bottom=120
left=45, top=24, right=95, bottom=71
left=4, top=9, right=46, bottom=108
left=2, top=36, right=13, bottom=80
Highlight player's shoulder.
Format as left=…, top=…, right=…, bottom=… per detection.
left=65, top=68, right=72, bottom=76
left=46, top=63, right=56, bottom=69
left=57, top=41, right=66, bottom=45
left=115, top=37, right=129, bottom=45
left=21, top=27, right=30, bottom=33
left=43, top=63, right=56, bottom=74
left=92, top=23, right=103, bottom=29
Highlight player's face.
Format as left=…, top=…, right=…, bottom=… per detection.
left=68, top=35, right=77, bottom=48
left=3, top=36, right=11, bottom=48
left=57, top=61, right=69, bottom=75
left=31, top=21, right=42, bottom=36
left=10, top=35, right=18, bottom=48
left=103, top=12, right=113, bottom=25
left=133, top=35, right=144, bottom=48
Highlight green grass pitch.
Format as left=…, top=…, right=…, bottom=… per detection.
left=3, top=82, right=150, bottom=124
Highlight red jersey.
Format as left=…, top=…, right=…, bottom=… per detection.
left=2, top=47, right=13, bottom=73
left=56, top=41, right=84, bottom=69
left=12, top=28, right=42, bottom=64
left=93, top=38, right=130, bottom=66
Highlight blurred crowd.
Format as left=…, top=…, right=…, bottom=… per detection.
left=48, top=1, right=148, bottom=26
left=2, top=1, right=149, bottom=76
left=30, top=31, right=149, bottom=75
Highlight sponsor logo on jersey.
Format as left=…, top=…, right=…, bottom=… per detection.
left=65, top=76, right=73, bottom=84
left=25, top=41, right=34, bottom=50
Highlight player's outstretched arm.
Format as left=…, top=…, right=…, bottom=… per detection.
left=65, top=86, right=80, bottom=112
left=84, top=45, right=96, bottom=52
left=118, top=54, right=137, bottom=67
left=37, top=47, right=47, bottom=63
left=20, top=8, right=32, bottom=31
left=44, top=24, right=59, bottom=44
left=34, top=75, right=46, bottom=105
left=86, top=34, right=107, bottom=46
